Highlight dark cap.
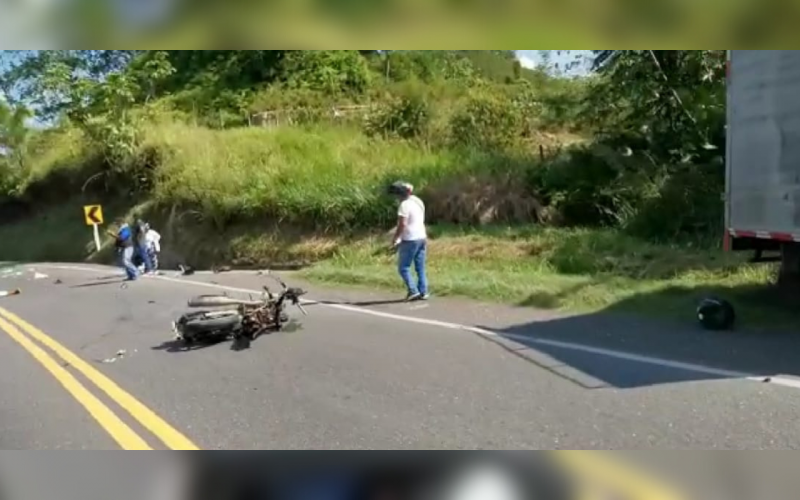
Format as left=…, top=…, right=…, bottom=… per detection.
left=387, top=181, right=413, bottom=196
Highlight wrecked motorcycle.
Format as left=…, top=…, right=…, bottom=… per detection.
left=172, top=277, right=308, bottom=345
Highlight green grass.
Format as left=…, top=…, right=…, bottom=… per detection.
left=145, top=122, right=460, bottom=227
left=301, top=226, right=791, bottom=329
left=19, top=118, right=574, bottom=232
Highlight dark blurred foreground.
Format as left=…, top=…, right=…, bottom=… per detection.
left=1, top=0, right=799, bottom=47
left=4, top=452, right=800, bottom=500
left=0, top=453, right=574, bottom=500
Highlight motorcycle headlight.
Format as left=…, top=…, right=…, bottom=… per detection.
left=439, top=462, right=527, bottom=500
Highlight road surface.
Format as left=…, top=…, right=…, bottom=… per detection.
left=1, top=263, right=800, bottom=451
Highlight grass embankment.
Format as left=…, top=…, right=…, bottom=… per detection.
left=305, top=229, right=794, bottom=328
left=0, top=206, right=785, bottom=327
left=0, top=120, right=789, bottom=328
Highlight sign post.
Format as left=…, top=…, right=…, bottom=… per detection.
left=83, top=205, right=104, bottom=252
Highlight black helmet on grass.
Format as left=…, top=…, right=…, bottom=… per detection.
left=697, top=297, right=736, bottom=331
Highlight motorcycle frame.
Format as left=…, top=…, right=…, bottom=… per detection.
left=179, top=279, right=307, bottom=341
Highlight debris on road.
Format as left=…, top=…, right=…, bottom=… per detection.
left=0, top=289, right=21, bottom=298
left=102, top=349, right=129, bottom=364
left=178, top=265, right=195, bottom=276
left=212, top=265, right=232, bottom=274
left=54, top=279, right=63, bottom=285
left=1, top=266, right=24, bottom=278
left=33, top=272, right=49, bottom=280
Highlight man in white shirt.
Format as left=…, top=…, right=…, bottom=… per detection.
left=389, top=181, right=430, bottom=301
left=144, top=225, right=162, bottom=271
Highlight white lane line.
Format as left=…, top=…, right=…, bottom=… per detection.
left=36, top=264, right=790, bottom=385
left=749, top=375, right=800, bottom=390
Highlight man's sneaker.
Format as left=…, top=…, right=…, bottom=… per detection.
left=420, top=293, right=431, bottom=301
left=406, top=292, right=422, bottom=302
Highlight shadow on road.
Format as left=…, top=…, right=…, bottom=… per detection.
left=70, top=278, right=127, bottom=289
left=152, top=327, right=304, bottom=354
left=479, top=283, right=800, bottom=390
left=151, top=338, right=244, bottom=354
left=319, top=299, right=408, bottom=307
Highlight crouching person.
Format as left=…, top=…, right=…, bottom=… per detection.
left=133, top=219, right=156, bottom=275
left=113, top=220, right=139, bottom=281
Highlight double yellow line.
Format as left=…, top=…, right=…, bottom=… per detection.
left=0, top=306, right=199, bottom=450
left=553, top=451, right=687, bottom=500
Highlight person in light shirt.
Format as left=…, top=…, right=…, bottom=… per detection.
left=388, top=181, right=430, bottom=301
left=133, top=221, right=162, bottom=273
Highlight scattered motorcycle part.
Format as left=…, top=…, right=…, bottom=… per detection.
left=178, top=265, right=195, bottom=276
left=187, top=295, right=260, bottom=308
left=0, top=289, right=21, bottom=298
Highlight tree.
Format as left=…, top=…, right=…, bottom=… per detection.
left=0, top=101, right=32, bottom=170
left=583, top=50, right=726, bottom=162
left=0, top=51, right=145, bottom=119
left=591, top=50, right=617, bottom=70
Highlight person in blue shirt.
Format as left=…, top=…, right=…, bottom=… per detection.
left=113, top=221, right=139, bottom=281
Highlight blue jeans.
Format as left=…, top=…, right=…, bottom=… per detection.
left=136, top=243, right=154, bottom=272
left=398, top=239, right=428, bottom=296
left=119, top=246, right=139, bottom=280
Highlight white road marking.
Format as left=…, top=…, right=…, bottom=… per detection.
left=34, top=264, right=800, bottom=388
left=748, top=375, right=800, bottom=390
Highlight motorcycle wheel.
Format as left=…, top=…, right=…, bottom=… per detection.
left=180, top=311, right=243, bottom=336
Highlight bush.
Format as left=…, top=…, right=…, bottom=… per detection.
left=528, top=141, right=725, bottom=242
left=365, top=92, right=431, bottom=140
left=530, top=144, right=659, bottom=228
left=251, top=87, right=348, bottom=114
left=0, top=161, right=21, bottom=199
left=281, top=50, right=372, bottom=95
left=449, top=91, right=525, bottom=151
left=626, top=163, right=724, bottom=242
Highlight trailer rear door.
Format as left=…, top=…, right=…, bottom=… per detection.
left=727, top=50, right=800, bottom=242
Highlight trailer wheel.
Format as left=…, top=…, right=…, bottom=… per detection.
left=779, top=243, right=800, bottom=288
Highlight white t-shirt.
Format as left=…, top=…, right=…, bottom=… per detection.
left=398, top=195, right=427, bottom=241
left=145, top=229, right=162, bottom=253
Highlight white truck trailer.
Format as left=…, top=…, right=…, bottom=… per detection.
left=726, top=50, right=800, bottom=284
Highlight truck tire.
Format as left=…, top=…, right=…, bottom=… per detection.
left=779, top=243, right=800, bottom=288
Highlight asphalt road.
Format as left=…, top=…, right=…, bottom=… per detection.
left=1, top=263, right=800, bottom=451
